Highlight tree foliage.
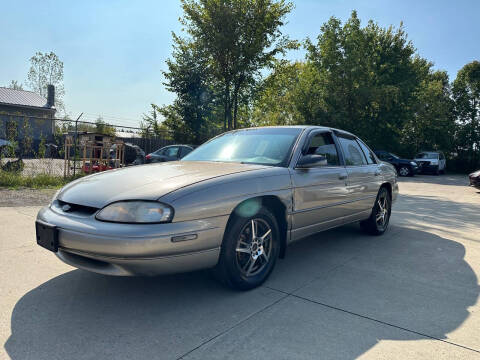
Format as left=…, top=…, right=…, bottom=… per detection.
left=25, top=51, right=66, bottom=114
left=160, top=0, right=295, bottom=139
left=7, top=80, right=23, bottom=90
left=159, top=7, right=478, bottom=171
left=452, top=61, right=480, bottom=170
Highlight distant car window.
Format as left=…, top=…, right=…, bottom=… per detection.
left=375, top=152, right=389, bottom=161
left=416, top=152, right=439, bottom=159
left=165, top=147, right=179, bottom=157
left=180, top=146, right=193, bottom=157
left=305, top=132, right=340, bottom=166
left=338, top=137, right=367, bottom=166
left=357, top=139, right=376, bottom=164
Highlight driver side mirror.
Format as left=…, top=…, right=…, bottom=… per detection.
left=296, top=154, right=328, bottom=168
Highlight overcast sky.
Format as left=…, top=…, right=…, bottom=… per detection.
left=1, top=0, right=478, bottom=126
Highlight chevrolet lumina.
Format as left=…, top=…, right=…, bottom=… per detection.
left=36, top=126, right=398, bottom=290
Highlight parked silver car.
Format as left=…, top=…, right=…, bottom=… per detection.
left=36, top=126, right=398, bottom=289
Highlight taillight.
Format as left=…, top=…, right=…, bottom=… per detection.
left=146, top=154, right=151, bottom=160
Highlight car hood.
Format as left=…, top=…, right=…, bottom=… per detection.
left=57, top=161, right=267, bottom=208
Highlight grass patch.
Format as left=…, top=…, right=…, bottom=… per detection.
left=0, top=171, right=81, bottom=189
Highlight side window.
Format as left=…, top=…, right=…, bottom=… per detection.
left=439, top=152, right=445, bottom=160
left=338, top=137, right=367, bottom=166
left=377, top=153, right=388, bottom=161
left=165, top=147, right=179, bottom=157
left=357, top=139, right=376, bottom=164
left=305, top=132, right=340, bottom=166
left=180, top=147, right=193, bottom=157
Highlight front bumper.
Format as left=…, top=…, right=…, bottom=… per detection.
left=417, top=162, right=438, bottom=173
left=36, top=205, right=228, bottom=276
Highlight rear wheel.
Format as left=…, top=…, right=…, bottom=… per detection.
left=398, top=166, right=410, bottom=177
left=215, top=208, right=280, bottom=290
left=360, top=187, right=391, bottom=235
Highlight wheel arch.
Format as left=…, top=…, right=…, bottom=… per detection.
left=380, top=182, right=392, bottom=200
left=224, top=195, right=288, bottom=259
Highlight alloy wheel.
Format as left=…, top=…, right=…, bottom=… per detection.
left=235, top=218, right=273, bottom=277
left=399, top=166, right=409, bottom=176
left=375, top=192, right=390, bottom=229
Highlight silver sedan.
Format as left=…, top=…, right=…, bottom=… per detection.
left=36, top=126, right=398, bottom=289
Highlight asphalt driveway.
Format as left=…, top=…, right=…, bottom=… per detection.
left=1, top=175, right=479, bottom=359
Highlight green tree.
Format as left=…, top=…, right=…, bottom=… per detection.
left=402, top=70, right=455, bottom=156
left=180, top=0, right=296, bottom=130
left=94, top=117, right=116, bottom=137
left=161, top=36, right=219, bottom=143
left=452, top=61, right=480, bottom=170
left=25, top=51, right=66, bottom=113
left=140, top=104, right=172, bottom=138
left=7, top=80, right=23, bottom=90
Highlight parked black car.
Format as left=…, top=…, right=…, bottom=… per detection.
left=469, top=170, right=480, bottom=189
left=145, top=144, right=194, bottom=163
left=374, top=150, right=418, bottom=176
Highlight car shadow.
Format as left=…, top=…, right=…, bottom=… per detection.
left=5, top=222, right=479, bottom=359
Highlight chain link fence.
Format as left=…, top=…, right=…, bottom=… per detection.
left=0, top=113, right=179, bottom=178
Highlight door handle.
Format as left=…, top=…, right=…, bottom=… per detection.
left=339, top=174, right=347, bottom=180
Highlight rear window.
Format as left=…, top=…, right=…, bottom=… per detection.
left=416, top=152, right=439, bottom=159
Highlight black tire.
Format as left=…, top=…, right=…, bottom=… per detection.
left=214, top=207, right=280, bottom=290
left=398, top=166, right=410, bottom=177
left=360, top=187, right=391, bottom=236
left=434, top=166, right=440, bottom=175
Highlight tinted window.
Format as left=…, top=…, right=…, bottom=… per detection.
left=357, top=139, right=376, bottom=164
left=182, top=128, right=302, bottom=167
left=338, top=137, right=367, bottom=166
left=180, top=146, right=193, bottom=157
left=305, top=132, right=339, bottom=166
left=416, top=152, right=439, bottom=159
left=379, top=153, right=390, bottom=161
left=165, top=147, right=179, bottom=157
left=439, top=152, right=445, bottom=160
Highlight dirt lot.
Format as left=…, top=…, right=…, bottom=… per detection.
left=1, top=174, right=479, bottom=359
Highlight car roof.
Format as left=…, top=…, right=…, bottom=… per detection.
left=226, top=125, right=356, bottom=137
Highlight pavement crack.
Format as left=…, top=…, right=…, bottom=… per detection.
left=176, top=292, right=290, bottom=359
left=269, top=288, right=480, bottom=355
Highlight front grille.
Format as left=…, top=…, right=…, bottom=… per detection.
left=52, top=200, right=99, bottom=216
left=417, top=161, right=430, bottom=167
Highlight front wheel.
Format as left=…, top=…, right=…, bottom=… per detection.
left=360, top=187, right=391, bottom=235
left=214, top=208, right=280, bottom=290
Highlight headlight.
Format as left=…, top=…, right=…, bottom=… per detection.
left=430, top=159, right=438, bottom=165
left=410, top=161, right=417, bottom=166
left=96, top=201, right=174, bottom=223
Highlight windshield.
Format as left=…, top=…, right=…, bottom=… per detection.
left=416, top=152, right=439, bottom=159
left=182, top=128, right=302, bottom=167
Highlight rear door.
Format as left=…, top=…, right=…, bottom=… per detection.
left=290, top=130, right=349, bottom=241
left=336, top=134, right=379, bottom=215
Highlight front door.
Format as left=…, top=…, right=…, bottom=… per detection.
left=290, top=131, right=349, bottom=242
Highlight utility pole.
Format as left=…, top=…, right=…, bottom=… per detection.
left=73, top=112, right=83, bottom=177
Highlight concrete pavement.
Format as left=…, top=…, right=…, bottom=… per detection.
left=1, top=175, right=479, bottom=359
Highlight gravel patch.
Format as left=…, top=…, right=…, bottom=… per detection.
left=0, top=188, right=57, bottom=207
